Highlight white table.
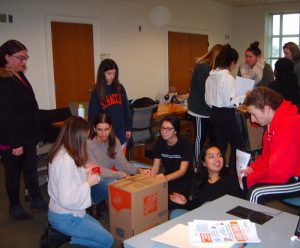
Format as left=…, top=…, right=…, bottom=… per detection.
left=123, top=195, right=299, bottom=248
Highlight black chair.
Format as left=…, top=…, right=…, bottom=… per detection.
left=127, top=98, right=158, bottom=160
left=39, top=108, right=72, bottom=143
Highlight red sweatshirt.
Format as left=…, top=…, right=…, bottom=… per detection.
left=247, top=100, right=300, bottom=188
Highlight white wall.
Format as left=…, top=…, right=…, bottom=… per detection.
left=233, top=2, right=300, bottom=68
left=0, top=0, right=235, bottom=109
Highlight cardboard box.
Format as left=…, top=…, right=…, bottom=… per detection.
left=109, top=174, right=168, bottom=241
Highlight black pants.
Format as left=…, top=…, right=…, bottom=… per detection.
left=1, top=143, right=42, bottom=207
left=247, top=177, right=300, bottom=205
left=210, top=107, right=243, bottom=169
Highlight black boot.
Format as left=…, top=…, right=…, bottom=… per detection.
left=9, top=205, right=33, bottom=220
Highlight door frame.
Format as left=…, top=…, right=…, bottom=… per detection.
left=45, top=14, right=100, bottom=108
left=164, top=26, right=210, bottom=93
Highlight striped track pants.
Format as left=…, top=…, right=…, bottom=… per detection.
left=248, top=178, right=300, bottom=204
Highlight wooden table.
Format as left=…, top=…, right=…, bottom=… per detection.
left=52, top=103, right=188, bottom=127
left=153, top=103, right=187, bottom=119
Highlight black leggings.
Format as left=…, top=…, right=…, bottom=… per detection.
left=1, top=144, right=42, bottom=207
left=210, top=107, right=243, bottom=168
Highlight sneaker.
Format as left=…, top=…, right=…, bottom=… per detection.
left=31, top=198, right=48, bottom=212
left=9, top=205, right=33, bottom=220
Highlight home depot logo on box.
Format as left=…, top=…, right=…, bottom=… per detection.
left=143, top=193, right=157, bottom=216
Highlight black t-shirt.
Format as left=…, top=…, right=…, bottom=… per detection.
left=186, top=172, right=244, bottom=210
left=153, top=136, right=194, bottom=197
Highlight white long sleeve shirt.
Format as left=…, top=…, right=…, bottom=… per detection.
left=48, top=148, right=91, bottom=217
left=205, top=69, right=245, bottom=108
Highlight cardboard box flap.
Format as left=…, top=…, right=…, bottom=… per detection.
left=110, top=174, right=166, bottom=193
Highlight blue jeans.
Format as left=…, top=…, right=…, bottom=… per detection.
left=91, top=178, right=115, bottom=204
left=48, top=210, right=114, bottom=248
left=169, top=209, right=188, bottom=219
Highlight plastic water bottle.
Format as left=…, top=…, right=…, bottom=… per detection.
left=78, top=103, right=85, bottom=118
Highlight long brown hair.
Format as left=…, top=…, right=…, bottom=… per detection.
left=48, top=116, right=89, bottom=167
left=195, top=44, right=223, bottom=68
left=88, top=113, right=117, bottom=159
left=94, top=59, right=122, bottom=102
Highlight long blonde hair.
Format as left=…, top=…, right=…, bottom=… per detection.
left=195, top=44, right=223, bottom=68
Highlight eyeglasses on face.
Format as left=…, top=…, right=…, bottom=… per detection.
left=12, top=55, right=29, bottom=62
left=160, top=127, right=174, bottom=132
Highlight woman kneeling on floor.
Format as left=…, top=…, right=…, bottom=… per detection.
left=47, top=116, right=114, bottom=248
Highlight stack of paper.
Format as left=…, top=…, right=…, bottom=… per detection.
left=151, top=219, right=261, bottom=247
left=188, top=219, right=261, bottom=247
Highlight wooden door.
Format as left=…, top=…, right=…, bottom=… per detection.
left=51, top=22, right=95, bottom=108
left=168, top=32, right=208, bottom=94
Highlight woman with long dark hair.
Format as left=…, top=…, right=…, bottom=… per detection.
left=48, top=116, right=114, bottom=248
left=88, top=59, right=132, bottom=147
left=87, top=113, right=142, bottom=212
left=205, top=44, right=244, bottom=169
left=169, top=145, right=244, bottom=217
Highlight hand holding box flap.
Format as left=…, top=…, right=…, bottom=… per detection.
left=109, top=187, right=131, bottom=212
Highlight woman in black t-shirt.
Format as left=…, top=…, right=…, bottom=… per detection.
left=141, top=116, right=194, bottom=209
left=170, top=145, right=244, bottom=211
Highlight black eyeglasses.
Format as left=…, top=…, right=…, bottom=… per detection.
left=12, top=55, right=29, bottom=62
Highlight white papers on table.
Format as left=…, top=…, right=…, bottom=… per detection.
left=188, top=219, right=261, bottom=247
left=235, top=76, right=255, bottom=96
left=151, top=224, right=195, bottom=247
left=236, top=149, right=251, bottom=190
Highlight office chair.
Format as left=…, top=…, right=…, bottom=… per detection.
left=127, top=98, right=158, bottom=160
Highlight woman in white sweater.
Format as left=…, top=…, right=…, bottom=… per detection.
left=47, top=116, right=114, bottom=248
left=205, top=44, right=245, bottom=170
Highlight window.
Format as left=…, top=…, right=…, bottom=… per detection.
left=269, top=13, right=300, bottom=68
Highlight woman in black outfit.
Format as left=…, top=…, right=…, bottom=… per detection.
left=0, top=40, right=47, bottom=220
left=169, top=144, right=244, bottom=216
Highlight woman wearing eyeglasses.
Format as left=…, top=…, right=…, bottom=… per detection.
left=0, top=40, right=47, bottom=220
left=142, top=116, right=194, bottom=209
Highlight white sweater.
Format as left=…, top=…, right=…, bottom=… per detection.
left=48, top=148, right=91, bottom=217
left=205, top=69, right=245, bottom=108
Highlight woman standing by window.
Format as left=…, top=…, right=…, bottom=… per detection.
left=238, top=41, right=274, bottom=87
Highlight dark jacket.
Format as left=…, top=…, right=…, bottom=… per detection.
left=0, top=68, right=40, bottom=148
left=188, top=62, right=211, bottom=117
